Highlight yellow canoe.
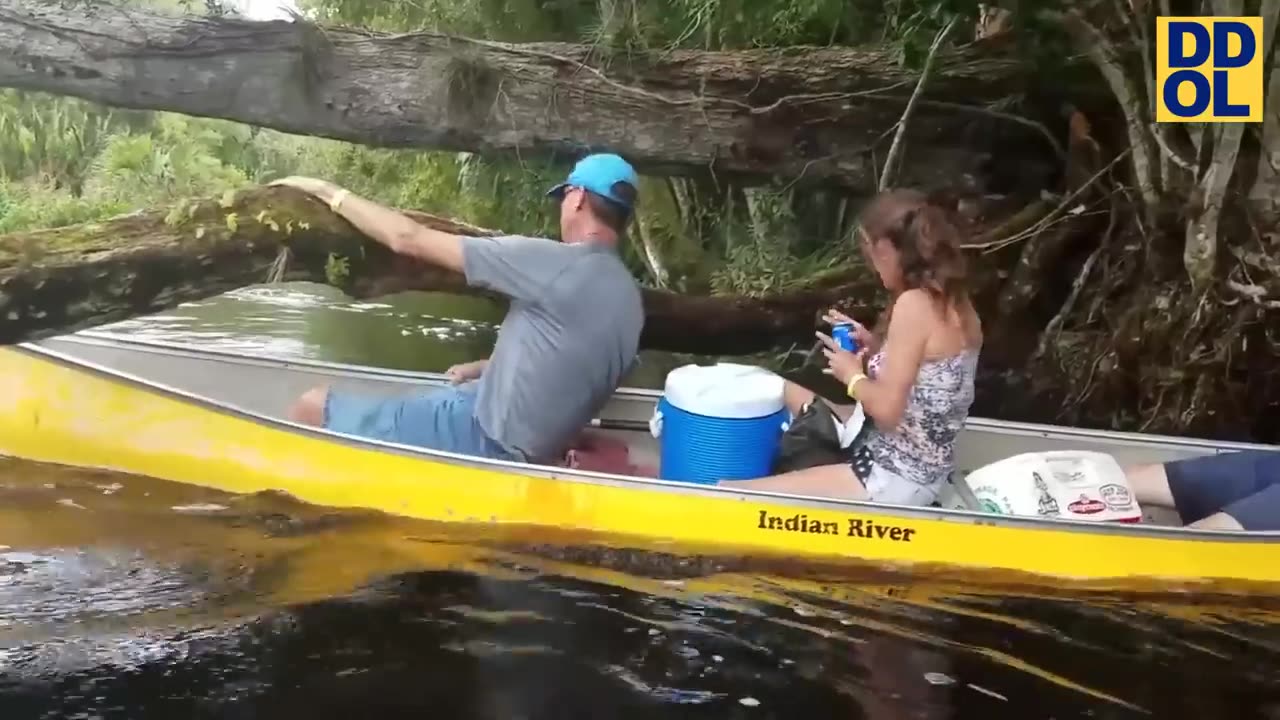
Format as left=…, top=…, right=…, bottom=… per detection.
left=1, top=332, right=1277, bottom=592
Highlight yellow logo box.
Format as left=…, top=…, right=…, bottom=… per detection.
left=1156, top=16, right=1264, bottom=123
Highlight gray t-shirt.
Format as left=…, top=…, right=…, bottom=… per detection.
left=460, top=234, right=644, bottom=461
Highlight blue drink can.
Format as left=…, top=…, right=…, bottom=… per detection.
left=831, top=322, right=858, bottom=352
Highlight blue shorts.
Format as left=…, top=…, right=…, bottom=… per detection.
left=322, top=384, right=522, bottom=462
left=1165, top=450, right=1280, bottom=530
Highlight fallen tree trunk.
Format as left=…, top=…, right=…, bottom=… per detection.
left=0, top=1, right=1075, bottom=191
left=0, top=186, right=881, bottom=353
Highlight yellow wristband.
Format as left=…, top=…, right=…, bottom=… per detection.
left=846, top=372, right=867, bottom=398
left=329, top=188, right=349, bottom=212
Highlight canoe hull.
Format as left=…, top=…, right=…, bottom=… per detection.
left=2, top=334, right=1278, bottom=591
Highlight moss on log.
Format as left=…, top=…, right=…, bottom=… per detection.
left=0, top=187, right=881, bottom=353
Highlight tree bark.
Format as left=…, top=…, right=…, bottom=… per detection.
left=1247, top=0, right=1280, bottom=223
left=0, top=186, right=879, bottom=353
left=0, top=1, right=1072, bottom=191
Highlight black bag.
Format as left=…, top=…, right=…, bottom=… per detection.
left=772, top=400, right=849, bottom=474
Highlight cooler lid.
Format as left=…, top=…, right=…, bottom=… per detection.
left=663, top=363, right=785, bottom=419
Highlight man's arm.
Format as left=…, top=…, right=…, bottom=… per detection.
left=271, top=177, right=463, bottom=272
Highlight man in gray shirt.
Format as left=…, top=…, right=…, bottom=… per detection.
left=274, top=154, right=644, bottom=463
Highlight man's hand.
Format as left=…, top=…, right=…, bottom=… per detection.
left=445, top=359, right=489, bottom=384
left=270, top=176, right=342, bottom=205
left=269, top=176, right=466, bottom=273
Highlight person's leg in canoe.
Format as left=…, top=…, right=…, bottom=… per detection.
left=290, top=382, right=520, bottom=460
left=1125, top=450, right=1280, bottom=530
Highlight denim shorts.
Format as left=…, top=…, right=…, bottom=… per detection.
left=864, top=464, right=939, bottom=506
left=1165, top=450, right=1280, bottom=530
left=322, top=384, right=522, bottom=462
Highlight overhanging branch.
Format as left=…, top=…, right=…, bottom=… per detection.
left=0, top=0, right=1077, bottom=190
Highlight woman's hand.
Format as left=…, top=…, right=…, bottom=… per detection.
left=822, top=308, right=875, bottom=351
left=816, top=331, right=867, bottom=385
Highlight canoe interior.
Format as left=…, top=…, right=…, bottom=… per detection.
left=30, top=332, right=1278, bottom=528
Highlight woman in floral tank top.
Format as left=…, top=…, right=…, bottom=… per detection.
left=723, top=189, right=983, bottom=506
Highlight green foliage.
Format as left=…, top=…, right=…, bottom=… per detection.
left=83, top=126, right=247, bottom=205
left=0, top=179, right=128, bottom=234
left=299, top=0, right=973, bottom=57
left=887, top=0, right=976, bottom=65
left=709, top=232, right=855, bottom=296
left=324, top=252, right=351, bottom=285
left=298, top=0, right=579, bottom=39
left=0, top=90, right=146, bottom=193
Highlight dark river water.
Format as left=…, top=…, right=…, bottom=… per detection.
left=3, top=284, right=1280, bottom=720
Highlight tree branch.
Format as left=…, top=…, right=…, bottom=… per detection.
left=1032, top=195, right=1118, bottom=362
left=0, top=0, right=1072, bottom=190
left=1248, top=0, right=1280, bottom=220
left=879, top=17, right=960, bottom=190
left=1185, top=123, right=1245, bottom=290
left=1148, top=122, right=1198, bottom=172
left=1055, top=9, right=1161, bottom=213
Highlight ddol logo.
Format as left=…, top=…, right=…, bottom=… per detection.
left=1156, top=16, right=1264, bottom=122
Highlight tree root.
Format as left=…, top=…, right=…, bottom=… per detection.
left=1018, top=226, right=1280, bottom=442
left=1030, top=196, right=1117, bottom=363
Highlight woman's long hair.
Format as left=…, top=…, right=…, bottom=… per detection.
left=858, top=188, right=969, bottom=309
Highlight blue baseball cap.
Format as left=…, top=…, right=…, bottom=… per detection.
left=546, top=153, right=639, bottom=211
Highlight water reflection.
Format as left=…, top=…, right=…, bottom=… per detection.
left=90, top=283, right=687, bottom=387
left=93, top=284, right=504, bottom=372
left=1, top=461, right=1279, bottom=719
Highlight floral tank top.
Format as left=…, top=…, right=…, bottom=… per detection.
left=862, top=348, right=980, bottom=488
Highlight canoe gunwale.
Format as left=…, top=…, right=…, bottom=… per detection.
left=19, top=331, right=1280, bottom=545
left=63, top=331, right=1275, bottom=455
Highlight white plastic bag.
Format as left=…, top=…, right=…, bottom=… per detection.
left=964, top=450, right=1142, bottom=523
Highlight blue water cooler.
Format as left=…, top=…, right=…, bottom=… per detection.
left=649, top=363, right=790, bottom=485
